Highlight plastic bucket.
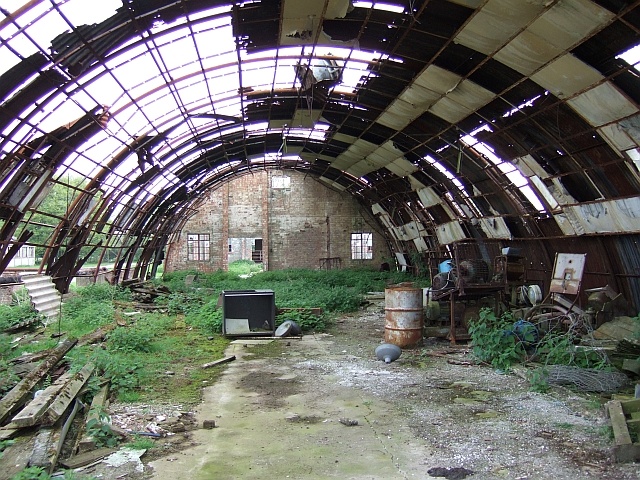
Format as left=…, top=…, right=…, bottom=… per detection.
left=384, top=285, right=424, bottom=348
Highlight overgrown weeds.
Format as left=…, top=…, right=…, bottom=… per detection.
left=172, top=264, right=424, bottom=334
left=1, top=266, right=424, bottom=405
left=468, top=307, right=613, bottom=392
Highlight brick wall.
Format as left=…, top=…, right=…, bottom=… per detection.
left=165, top=170, right=389, bottom=272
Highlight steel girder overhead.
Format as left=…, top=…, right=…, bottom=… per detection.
left=0, top=0, right=640, bottom=306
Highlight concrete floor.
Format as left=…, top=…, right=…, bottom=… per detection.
left=149, top=335, right=431, bottom=480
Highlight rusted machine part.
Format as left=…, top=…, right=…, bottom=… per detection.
left=523, top=303, right=569, bottom=322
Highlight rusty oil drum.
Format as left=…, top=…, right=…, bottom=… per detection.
left=384, top=284, right=424, bottom=348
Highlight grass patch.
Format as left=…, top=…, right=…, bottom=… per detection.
left=171, top=265, right=427, bottom=334
left=1, top=267, right=426, bottom=406
left=242, top=340, right=286, bottom=359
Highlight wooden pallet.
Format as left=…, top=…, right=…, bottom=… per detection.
left=605, top=398, right=640, bottom=462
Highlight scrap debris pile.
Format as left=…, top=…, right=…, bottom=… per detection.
left=0, top=280, right=203, bottom=478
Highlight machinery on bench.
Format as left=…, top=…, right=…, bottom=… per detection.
left=429, top=241, right=519, bottom=343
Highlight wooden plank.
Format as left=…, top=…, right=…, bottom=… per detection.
left=29, top=427, right=58, bottom=470
left=620, top=398, right=640, bottom=416
left=11, top=371, right=74, bottom=427
left=606, top=400, right=640, bottom=462
left=607, top=400, right=632, bottom=446
left=59, top=447, right=117, bottom=469
left=0, top=422, right=20, bottom=440
left=0, top=337, right=77, bottom=424
left=1, top=431, right=37, bottom=478
left=201, top=355, right=236, bottom=369
left=41, top=362, right=95, bottom=426
left=76, top=384, right=111, bottom=454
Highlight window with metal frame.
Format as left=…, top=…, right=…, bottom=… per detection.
left=187, top=233, right=210, bottom=261
left=351, top=232, right=372, bottom=260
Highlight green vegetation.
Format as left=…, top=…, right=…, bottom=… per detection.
left=125, top=435, right=157, bottom=450
left=161, top=262, right=423, bottom=335
left=0, top=299, right=42, bottom=332
left=228, top=259, right=263, bottom=276
left=0, top=264, right=422, bottom=407
left=9, top=467, right=84, bottom=480
left=85, top=409, right=119, bottom=448
left=468, top=307, right=612, bottom=391
left=468, top=308, right=529, bottom=372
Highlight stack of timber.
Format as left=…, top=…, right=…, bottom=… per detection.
left=0, top=334, right=113, bottom=475
left=606, top=398, right=640, bottom=462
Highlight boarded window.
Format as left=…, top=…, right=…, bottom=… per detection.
left=351, top=232, right=372, bottom=260
left=187, top=233, right=210, bottom=261
left=271, top=175, right=290, bottom=189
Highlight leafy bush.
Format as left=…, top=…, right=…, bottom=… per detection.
left=0, top=439, right=15, bottom=458
left=62, top=299, right=114, bottom=335
left=10, top=467, right=51, bottom=480
left=169, top=267, right=428, bottom=334
left=228, top=259, right=263, bottom=276
left=468, top=308, right=526, bottom=372
left=186, top=298, right=222, bottom=333
left=126, top=436, right=156, bottom=450
left=107, top=326, right=156, bottom=353
left=86, top=409, right=119, bottom=448
left=158, top=291, right=205, bottom=316
left=74, top=282, right=131, bottom=302
left=92, top=349, right=142, bottom=398
left=470, top=306, right=613, bottom=391
left=276, top=310, right=327, bottom=332
left=0, top=303, right=40, bottom=331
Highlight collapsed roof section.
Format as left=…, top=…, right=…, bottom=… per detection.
left=0, top=0, right=639, bottom=306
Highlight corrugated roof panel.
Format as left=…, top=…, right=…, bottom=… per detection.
left=528, top=0, right=613, bottom=50
left=530, top=175, right=559, bottom=210
left=378, top=99, right=424, bottom=130
left=513, top=154, right=551, bottom=179
left=344, top=138, right=378, bottom=157
left=413, top=65, right=461, bottom=94
left=280, top=0, right=351, bottom=44
left=416, top=186, right=442, bottom=208
left=478, top=216, right=511, bottom=239
left=494, top=0, right=609, bottom=77
left=549, top=178, right=578, bottom=205
left=377, top=109, right=409, bottom=130
left=399, top=221, right=425, bottom=241
left=435, top=220, right=467, bottom=244
left=562, top=199, right=640, bottom=234
left=330, top=156, right=355, bottom=170
left=454, top=0, right=547, bottom=55
left=429, top=79, right=495, bottom=123
left=598, top=123, right=638, bottom=154
left=408, top=174, right=427, bottom=191
left=365, top=150, right=393, bottom=169
left=553, top=212, right=579, bottom=235
left=494, top=30, right=563, bottom=76
left=568, top=82, right=639, bottom=127
left=531, top=54, right=603, bottom=99
left=386, top=158, right=418, bottom=177
left=398, top=82, right=443, bottom=111
left=333, top=138, right=377, bottom=170
left=413, top=236, right=428, bottom=252
left=346, top=159, right=376, bottom=177
left=378, top=67, right=458, bottom=129
left=332, top=132, right=358, bottom=144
